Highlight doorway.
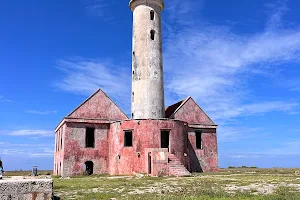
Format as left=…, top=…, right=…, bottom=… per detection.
left=85, top=161, right=94, bottom=175
left=148, top=153, right=152, bottom=175
left=161, top=131, right=170, bottom=149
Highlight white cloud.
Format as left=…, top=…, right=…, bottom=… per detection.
left=218, top=126, right=261, bottom=142
left=0, top=95, right=11, bottom=103
left=28, top=148, right=54, bottom=158
left=0, top=142, right=54, bottom=158
left=265, top=0, right=288, bottom=31
left=85, top=0, right=113, bottom=19
left=54, top=58, right=131, bottom=113
left=54, top=0, right=300, bottom=123
left=163, top=0, right=300, bottom=122
left=3, top=129, right=53, bottom=137
left=26, top=110, right=57, bottom=115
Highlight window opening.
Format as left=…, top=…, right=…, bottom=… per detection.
left=85, top=127, right=95, bottom=148
left=195, top=131, right=202, bottom=149
left=150, top=10, right=154, bottom=20
left=150, top=30, right=155, bottom=40
left=124, top=131, right=133, bottom=147
left=132, top=92, right=134, bottom=102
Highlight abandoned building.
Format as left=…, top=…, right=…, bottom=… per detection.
left=54, top=0, right=218, bottom=177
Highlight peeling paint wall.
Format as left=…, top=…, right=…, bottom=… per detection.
left=68, top=89, right=128, bottom=120
left=55, top=122, right=109, bottom=177
left=53, top=124, right=65, bottom=176
left=108, top=119, right=188, bottom=175
left=188, top=128, right=218, bottom=172
left=172, top=98, right=215, bottom=125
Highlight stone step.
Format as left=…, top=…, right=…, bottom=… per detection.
left=168, top=153, right=191, bottom=176
left=169, top=161, right=181, bottom=164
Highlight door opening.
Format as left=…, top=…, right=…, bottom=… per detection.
left=148, top=153, right=152, bottom=175
left=85, top=161, right=94, bottom=175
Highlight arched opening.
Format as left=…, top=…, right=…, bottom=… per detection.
left=59, top=162, right=61, bottom=175
left=150, top=10, right=154, bottom=20
left=85, top=161, right=94, bottom=175
left=150, top=30, right=155, bottom=40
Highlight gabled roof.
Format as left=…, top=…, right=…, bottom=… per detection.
left=165, top=100, right=184, bottom=118
left=165, top=97, right=216, bottom=126
left=67, top=89, right=129, bottom=120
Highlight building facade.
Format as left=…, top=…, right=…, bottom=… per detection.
left=54, top=0, right=218, bottom=177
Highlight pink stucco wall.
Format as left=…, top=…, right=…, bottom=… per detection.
left=54, top=91, right=218, bottom=177
left=188, top=128, right=218, bottom=172
left=108, top=119, right=188, bottom=175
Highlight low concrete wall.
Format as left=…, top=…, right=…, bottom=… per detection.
left=0, top=179, right=53, bottom=200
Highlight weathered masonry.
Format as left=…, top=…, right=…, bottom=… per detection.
left=54, top=0, right=218, bottom=177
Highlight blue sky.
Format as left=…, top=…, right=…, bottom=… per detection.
left=1, top=0, right=300, bottom=170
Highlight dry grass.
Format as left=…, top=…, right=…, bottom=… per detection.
left=50, top=168, right=300, bottom=199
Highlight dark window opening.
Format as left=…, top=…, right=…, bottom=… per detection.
left=187, top=133, right=189, bottom=148
left=150, top=30, right=155, bottom=40
left=150, top=10, right=154, bottom=20
left=132, top=92, right=134, bottom=102
left=60, top=132, right=63, bottom=150
left=133, top=71, right=135, bottom=75
left=196, top=131, right=202, bottom=149
left=133, top=51, right=135, bottom=56
left=132, top=113, right=134, bottom=118
left=124, top=131, right=133, bottom=147
left=60, top=162, right=61, bottom=175
left=161, top=131, right=170, bottom=148
left=85, top=127, right=95, bottom=148
left=85, top=161, right=94, bottom=175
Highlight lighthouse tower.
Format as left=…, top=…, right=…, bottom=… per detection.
left=130, top=0, right=165, bottom=119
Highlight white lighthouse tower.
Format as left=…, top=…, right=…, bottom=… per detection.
left=129, top=0, right=165, bottom=119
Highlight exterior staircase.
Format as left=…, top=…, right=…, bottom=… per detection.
left=168, top=154, right=191, bottom=177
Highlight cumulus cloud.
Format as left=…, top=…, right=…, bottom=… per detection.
left=55, top=0, right=300, bottom=124
left=163, top=0, right=300, bottom=122
left=54, top=58, right=131, bottom=113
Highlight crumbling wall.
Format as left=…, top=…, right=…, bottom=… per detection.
left=0, top=179, right=53, bottom=200
left=146, top=148, right=169, bottom=176
left=61, top=123, right=109, bottom=177
left=188, top=128, right=218, bottom=172
left=108, top=119, right=188, bottom=175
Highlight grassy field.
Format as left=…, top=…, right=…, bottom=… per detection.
left=5, top=168, right=300, bottom=199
